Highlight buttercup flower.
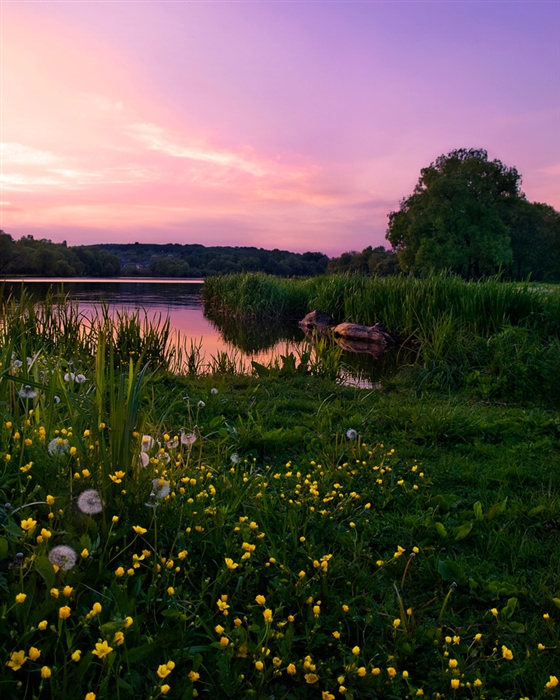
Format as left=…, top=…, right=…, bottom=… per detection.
left=59, top=606, right=71, bottom=619
left=77, top=489, right=103, bottom=515
left=15, top=593, right=27, bottom=604
left=7, top=650, right=27, bottom=671
left=92, top=641, right=113, bottom=659
left=21, top=518, right=37, bottom=532
left=41, top=666, right=51, bottom=678
left=28, top=647, right=41, bottom=661
left=48, top=545, right=77, bottom=571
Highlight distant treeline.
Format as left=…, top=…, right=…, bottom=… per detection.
left=0, top=233, right=336, bottom=278
left=2, top=229, right=558, bottom=281
left=96, top=242, right=329, bottom=277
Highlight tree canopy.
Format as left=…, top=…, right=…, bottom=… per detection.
left=386, top=148, right=560, bottom=280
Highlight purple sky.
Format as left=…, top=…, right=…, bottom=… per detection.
left=1, top=0, right=559, bottom=256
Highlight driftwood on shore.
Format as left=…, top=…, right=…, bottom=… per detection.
left=299, top=309, right=398, bottom=357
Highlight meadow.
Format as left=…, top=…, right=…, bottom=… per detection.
left=0, top=288, right=559, bottom=700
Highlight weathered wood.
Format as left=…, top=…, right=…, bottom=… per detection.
left=333, top=322, right=395, bottom=346
left=298, top=309, right=336, bottom=328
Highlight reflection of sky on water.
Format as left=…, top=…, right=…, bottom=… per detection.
left=3, top=279, right=300, bottom=366
left=3, top=279, right=409, bottom=383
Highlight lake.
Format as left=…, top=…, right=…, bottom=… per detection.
left=2, top=278, right=407, bottom=385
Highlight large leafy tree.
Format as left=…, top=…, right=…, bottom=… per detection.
left=386, top=148, right=523, bottom=278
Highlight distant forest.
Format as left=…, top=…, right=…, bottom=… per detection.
left=1, top=228, right=558, bottom=281
left=0, top=231, right=400, bottom=278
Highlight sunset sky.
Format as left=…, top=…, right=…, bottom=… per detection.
left=1, top=1, right=559, bottom=256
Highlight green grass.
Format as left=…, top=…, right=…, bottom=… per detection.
left=0, top=296, right=559, bottom=699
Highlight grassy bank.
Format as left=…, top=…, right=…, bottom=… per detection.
left=1, top=295, right=559, bottom=699
left=203, top=273, right=560, bottom=405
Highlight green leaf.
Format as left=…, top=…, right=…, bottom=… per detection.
left=0, top=536, right=9, bottom=559
left=528, top=505, right=546, bottom=517
left=435, top=522, right=448, bottom=538
left=438, top=559, right=464, bottom=583
left=34, top=555, right=55, bottom=590
left=487, top=497, right=508, bottom=520
left=473, top=501, right=484, bottom=520
left=551, top=598, right=560, bottom=609
left=501, top=597, right=518, bottom=619
left=454, top=522, right=473, bottom=541
left=506, top=621, right=525, bottom=634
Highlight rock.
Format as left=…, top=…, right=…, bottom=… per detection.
left=298, top=310, right=336, bottom=328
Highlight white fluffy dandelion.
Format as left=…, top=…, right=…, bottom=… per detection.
left=48, top=545, right=77, bottom=571
left=48, top=437, right=69, bottom=456
left=77, top=489, right=103, bottom=515
left=197, top=400, right=205, bottom=409
left=230, top=453, right=240, bottom=464
left=210, top=388, right=218, bottom=395
left=64, top=372, right=76, bottom=382
left=138, top=452, right=150, bottom=468
left=180, top=429, right=197, bottom=446
left=18, top=385, right=37, bottom=399
left=151, top=478, right=171, bottom=499
left=141, top=435, right=156, bottom=453
left=166, top=438, right=179, bottom=449
left=346, top=429, right=358, bottom=439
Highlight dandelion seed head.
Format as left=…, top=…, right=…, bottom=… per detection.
left=151, top=478, right=171, bottom=499
left=138, top=452, right=149, bottom=468
left=77, top=489, right=103, bottom=515
left=19, top=385, right=37, bottom=399
left=211, top=388, right=218, bottom=394
left=48, top=437, right=69, bottom=456
left=346, top=429, right=358, bottom=439
left=48, top=545, right=77, bottom=571
left=141, top=435, right=155, bottom=453
left=230, top=454, right=240, bottom=464
left=197, top=400, right=205, bottom=409
left=180, top=429, right=197, bottom=446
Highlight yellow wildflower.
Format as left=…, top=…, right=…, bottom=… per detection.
left=545, top=676, right=559, bottom=689
left=255, top=661, right=264, bottom=671
left=114, top=632, right=125, bottom=646
left=59, top=606, right=71, bottom=619
left=188, top=671, right=200, bottom=682
left=41, top=666, right=51, bottom=678
left=451, top=679, right=460, bottom=689
left=6, top=650, right=27, bottom=671
left=72, top=650, right=82, bottom=662
left=28, top=647, right=41, bottom=661
left=501, top=645, right=513, bottom=660
left=304, top=673, right=319, bottom=684
left=38, top=620, right=48, bottom=630
left=219, top=637, right=229, bottom=647
left=387, top=667, right=397, bottom=679
left=21, top=518, right=37, bottom=531
left=263, top=609, right=273, bottom=624
left=287, top=663, right=296, bottom=675
left=255, top=595, right=266, bottom=605
left=92, top=641, right=113, bottom=658
left=15, top=593, right=27, bottom=604
left=132, top=526, right=147, bottom=535
left=351, top=646, right=360, bottom=656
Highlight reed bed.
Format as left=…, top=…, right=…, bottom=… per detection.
left=203, top=274, right=560, bottom=404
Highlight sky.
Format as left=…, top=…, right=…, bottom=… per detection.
left=1, top=0, right=559, bottom=257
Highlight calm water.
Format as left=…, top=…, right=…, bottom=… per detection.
left=3, top=278, right=408, bottom=384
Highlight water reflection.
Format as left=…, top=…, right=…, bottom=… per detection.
left=2, top=279, right=413, bottom=385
